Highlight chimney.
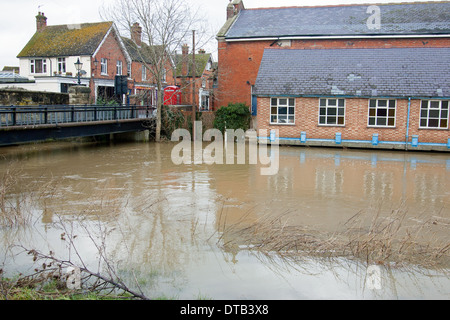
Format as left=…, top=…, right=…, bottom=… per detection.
left=131, top=22, right=142, bottom=47
left=198, top=49, right=206, bottom=54
left=182, top=44, right=189, bottom=77
left=227, top=0, right=245, bottom=20
left=36, top=12, right=47, bottom=32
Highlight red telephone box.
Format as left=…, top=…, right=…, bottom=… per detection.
left=163, top=86, right=181, bottom=105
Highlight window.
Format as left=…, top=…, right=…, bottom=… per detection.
left=127, top=62, right=131, bottom=78
left=116, top=60, right=123, bottom=75
left=142, top=65, right=147, bottom=81
left=101, top=58, right=108, bottom=75
left=420, top=100, right=449, bottom=129
left=270, top=98, right=295, bottom=124
left=57, top=58, right=66, bottom=73
left=30, top=59, right=47, bottom=74
left=319, top=98, right=345, bottom=125
left=368, top=99, right=396, bottom=127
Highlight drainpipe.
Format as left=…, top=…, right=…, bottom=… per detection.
left=405, top=97, right=411, bottom=151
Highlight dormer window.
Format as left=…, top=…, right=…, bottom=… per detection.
left=30, top=59, right=47, bottom=74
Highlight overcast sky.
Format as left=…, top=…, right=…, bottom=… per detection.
left=0, top=0, right=442, bottom=68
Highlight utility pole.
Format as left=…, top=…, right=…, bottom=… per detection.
left=191, top=30, right=197, bottom=141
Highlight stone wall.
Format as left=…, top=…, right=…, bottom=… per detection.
left=0, top=88, right=68, bottom=106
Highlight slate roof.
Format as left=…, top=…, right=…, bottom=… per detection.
left=253, top=47, right=450, bottom=98
left=17, top=22, right=113, bottom=58
left=224, top=2, right=450, bottom=39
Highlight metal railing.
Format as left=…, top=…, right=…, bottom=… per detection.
left=0, top=105, right=156, bottom=128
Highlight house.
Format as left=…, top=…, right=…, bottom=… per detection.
left=254, top=47, right=449, bottom=151
left=14, top=12, right=131, bottom=102
left=216, top=1, right=450, bottom=151
left=122, top=22, right=176, bottom=106
left=216, top=1, right=450, bottom=108
left=174, top=45, right=216, bottom=111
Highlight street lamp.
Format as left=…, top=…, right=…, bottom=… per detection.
left=74, top=58, right=83, bottom=85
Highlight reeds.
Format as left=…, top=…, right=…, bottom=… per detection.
left=216, top=207, right=450, bottom=270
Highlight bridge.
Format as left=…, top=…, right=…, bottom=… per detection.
left=0, top=104, right=155, bottom=146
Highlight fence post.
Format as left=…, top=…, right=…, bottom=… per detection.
left=12, top=106, right=17, bottom=126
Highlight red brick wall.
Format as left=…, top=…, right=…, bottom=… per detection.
left=216, top=37, right=450, bottom=108
left=94, top=30, right=129, bottom=80
left=257, top=97, right=449, bottom=145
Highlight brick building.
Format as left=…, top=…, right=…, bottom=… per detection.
left=174, top=45, right=216, bottom=110
left=122, top=22, right=175, bottom=106
left=216, top=1, right=450, bottom=151
left=15, top=12, right=132, bottom=102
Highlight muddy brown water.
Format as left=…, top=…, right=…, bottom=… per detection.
left=0, top=141, right=449, bottom=299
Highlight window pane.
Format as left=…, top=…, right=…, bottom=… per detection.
left=441, top=110, right=448, bottom=119
left=320, top=99, right=326, bottom=107
left=338, top=117, right=344, bottom=125
left=271, top=98, right=277, bottom=106
left=288, top=116, right=295, bottom=124
left=421, top=101, right=428, bottom=109
left=289, top=107, right=295, bottom=115
left=430, top=101, right=440, bottom=109
left=421, top=110, right=428, bottom=118
left=378, top=100, right=387, bottom=107
left=338, top=108, right=345, bottom=116
left=369, top=108, right=376, bottom=117
left=370, top=100, right=377, bottom=108
left=338, top=99, right=345, bottom=107
left=279, top=107, right=287, bottom=115
left=420, top=119, right=427, bottom=127
left=388, top=109, right=396, bottom=117
left=319, top=116, right=326, bottom=124
left=328, top=116, right=337, bottom=124
left=328, top=99, right=336, bottom=106
left=377, top=109, right=387, bottom=117
left=279, top=115, right=287, bottom=123
left=388, top=118, right=395, bottom=126
left=377, top=118, right=387, bottom=126
left=271, top=115, right=277, bottom=123
left=369, top=118, right=376, bottom=126
left=320, top=107, right=326, bottom=116
left=429, top=110, right=439, bottom=118
left=271, top=107, right=277, bottom=115
left=428, top=119, right=439, bottom=127
left=440, top=119, right=448, bottom=128
left=389, top=100, right=396, bottom=108
left=328, top=108, right=337, bottom=116
left=279, top=98, right=287, bottom=106
left=289, top=99, right=295, bottom=106
left=442, top=101, right=448, bottom=110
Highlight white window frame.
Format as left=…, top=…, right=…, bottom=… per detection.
left=101, top=58, right=108, bottom=75
left=368, top=99, right=396, bottom=128
left=57, top=58, right=66, bottom=74
left=318, top=98, right=345, bottom=126
left=270, top=97, right=295, bottom=125
left=30, top=59, right=47, bottom=74
left=420, top=100, right=449, bottom=129
left=127, top=62, right=131, bottom=78
left=142, top=65, right=147, bottom=81
left=116, top=60, right=123, bottom=75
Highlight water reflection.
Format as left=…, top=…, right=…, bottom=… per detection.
left=0, top=142, right=448, bottom=299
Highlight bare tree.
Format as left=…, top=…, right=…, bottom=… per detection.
left=101, top=0, right=211, bottom=142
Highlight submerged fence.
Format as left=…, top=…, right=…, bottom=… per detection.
left=0, top=105, right=155, bottom=128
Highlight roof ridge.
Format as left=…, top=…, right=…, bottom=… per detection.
left=246, top=1, right=450, bottom=10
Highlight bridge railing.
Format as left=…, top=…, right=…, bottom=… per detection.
left=0, top=105, right=156, bottom=128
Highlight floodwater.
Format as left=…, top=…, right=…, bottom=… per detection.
left=0, top=140, right=449, bottom=299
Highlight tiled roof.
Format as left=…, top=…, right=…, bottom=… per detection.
left=174, top=53, right=212, bottom=77
left=17, top=22, right=113, bottom=58
left=225, top=2, right=450, bottom=39
left=254, top=47, right=450, bottom=98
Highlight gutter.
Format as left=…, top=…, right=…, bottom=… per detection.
left=225, top=33, right=450, bottom=42
left=405, top=97, right=411, bottom=151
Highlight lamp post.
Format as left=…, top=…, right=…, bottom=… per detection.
left=74, top=58, right=83, bottom=85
